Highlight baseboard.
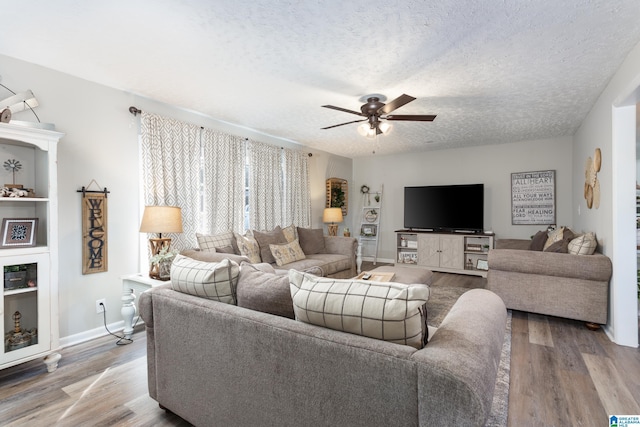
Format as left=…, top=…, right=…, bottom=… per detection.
left=59, top=320, right=125, bottom=349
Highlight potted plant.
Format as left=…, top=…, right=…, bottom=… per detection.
left=150, top=247, right=178, bottom=281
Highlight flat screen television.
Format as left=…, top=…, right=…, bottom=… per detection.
left=404, top=184, right=484, bottom=233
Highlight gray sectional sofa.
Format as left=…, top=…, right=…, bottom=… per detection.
left=139, top=278, right=507, bottom=426
left=487, top=238, right=612, bottom=325
left=183, top=235, right=358, bottom=279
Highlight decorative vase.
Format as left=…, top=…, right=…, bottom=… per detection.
left=158, top=261, right=172, bottom=281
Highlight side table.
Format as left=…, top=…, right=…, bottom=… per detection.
left=121, top=273, right=165, bottom=339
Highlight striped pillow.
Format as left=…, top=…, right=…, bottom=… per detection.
left=288, top=270, right=430, bottom=349
left=170, top=255, right=239, bottom=304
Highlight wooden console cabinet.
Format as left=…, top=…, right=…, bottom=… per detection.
left=396, top=230, right=494, bottom=277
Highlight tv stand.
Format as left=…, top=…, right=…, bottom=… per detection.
left=395, top=230, right=495, bottom=277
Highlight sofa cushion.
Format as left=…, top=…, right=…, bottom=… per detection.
left=270, top=238, right=306, bottom=267
left=529, top=230, right=548, bottom=251
left=544, top=228, right=575, bottom=253
left=297, top=227, right=326, bottom=254
left=289, top=270, right=430, bottom=349
left=234, top=232, right=261, bottom=263
left=568, top=232, right=597, bottom=255
left=196, top=231, right=235, bottom=253
left=236, top=262, right=295, bottom=318
left=253, top=226, right=287, bottom=264
left=170, top=255, right=239, bottom=304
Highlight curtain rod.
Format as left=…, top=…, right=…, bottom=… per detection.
left=129, top=106, right=312, bottom=156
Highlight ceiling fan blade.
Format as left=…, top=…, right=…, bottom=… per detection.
left=322, top=105, right=365, bottom=116
left=321, top=119, right=367, bottom=130
left=378, top=94, right=416, bottom=115
left=385, top=114, right=437, bottom=121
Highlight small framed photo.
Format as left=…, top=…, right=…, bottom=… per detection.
left=1, top=218, right=38, bottom=247
left=476, top=259, right=489, bottom=271
left=360, top=224, right=377, bottom=237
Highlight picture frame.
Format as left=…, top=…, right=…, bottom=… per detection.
left=1, top=218, right=38, bottom=247
left=476, top=259, right=489, bottom=271
left=511, top=170, right=556, bottom=225
left=360, top=224, right=377, bottom=237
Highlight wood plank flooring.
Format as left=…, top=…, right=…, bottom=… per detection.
left=0, top=267, right=638, bottom=426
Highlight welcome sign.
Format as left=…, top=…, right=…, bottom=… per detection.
left=81, top=192, right=108, bottom=274
left=511, top=170, right=556, bottom=225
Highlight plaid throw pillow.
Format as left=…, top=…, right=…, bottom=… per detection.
left=289, top=270, right=430, bottom=349
left=196, top=231, right=235, bottom=252
left=170, top=255, right=239, bottom=305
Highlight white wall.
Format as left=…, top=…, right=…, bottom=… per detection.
left=573, top=39, right=640, bottom=347
left=352, top=136, right=573, bottom=262
left=0, top=54, right=351, bottom=343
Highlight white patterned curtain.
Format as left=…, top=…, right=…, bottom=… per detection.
left=283, top=148, right=311, bottom=228
left=248, top=140, right=283, bottom=230
left=201, top=129, right=245, bottom=234
left=140, top=112, right=201, bottom=251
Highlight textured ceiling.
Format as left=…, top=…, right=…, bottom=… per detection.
left=1, top=1, right=640, bottom=158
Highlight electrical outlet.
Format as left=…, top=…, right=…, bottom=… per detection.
left=96, top=298, right=106, bottom=314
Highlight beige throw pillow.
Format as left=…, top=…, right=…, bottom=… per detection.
left=270, top=239, right=306, bottom=266
left=233, top=232, right=261, bottom=263
left=281, top=224, right=297, bottom=243
left=543, top=227, right=565, bottom=251
left=170, top=255, right=239, bottom=305
left=289, top=270, right=430, bottom=349
left=568, top=232, right=597, bottom=255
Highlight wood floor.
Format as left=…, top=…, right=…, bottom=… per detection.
left=0, top=267, right=638, bottom=426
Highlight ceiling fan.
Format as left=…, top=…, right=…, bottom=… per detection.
left=321, top=94, right=436, bottom=137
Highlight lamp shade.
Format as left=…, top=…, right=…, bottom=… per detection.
left=323, top=207, right=343, bottom=224
left=140, top=206, right=183, bottom=234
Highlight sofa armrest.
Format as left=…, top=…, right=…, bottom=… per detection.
left=488, top=249, right=612, bottom=282
left=323, top=236, right=357, bottom=257
left=412, top=289, right=507, bottom=426
left=180, top=249, right=250, bottom=264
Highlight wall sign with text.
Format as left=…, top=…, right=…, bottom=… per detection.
left=511, top=170, right=556, bottom=225
left=81, top=191, right=108, bottom=274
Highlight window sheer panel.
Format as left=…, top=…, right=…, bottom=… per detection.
left=248, top=141, right=284, bottom=231
left=140, top=112, right=201, bottom=251
left=283, top=148, right=311, bottom=228
left=201, top=129, right=245, bottom=234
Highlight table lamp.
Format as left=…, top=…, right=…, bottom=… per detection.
left=323, top=207, right=343, bottom=237
left=139, top=206, right=183, bottom=278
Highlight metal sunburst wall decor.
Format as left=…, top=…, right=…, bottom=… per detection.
left=3, top=159, right=22, bottom=187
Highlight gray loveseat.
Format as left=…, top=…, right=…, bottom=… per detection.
left=487, top=239, right=612, bottom=325
left=139, top=282, right=507, bottom=426
left=183, top=235, right=357, bottom=279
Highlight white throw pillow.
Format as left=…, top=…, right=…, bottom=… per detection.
left=568, top=232, right=597, bottom=255
left=171, top=255, right=239, bottom=304
left=288, top=270, right=430, bottom=349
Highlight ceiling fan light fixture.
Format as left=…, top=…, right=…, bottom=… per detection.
left=378, top=122, right=391, bottom=135
left=357, top=122, right=376, bottom=138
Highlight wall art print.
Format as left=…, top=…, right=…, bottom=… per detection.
left=511, top=170, right=556, bottom=225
